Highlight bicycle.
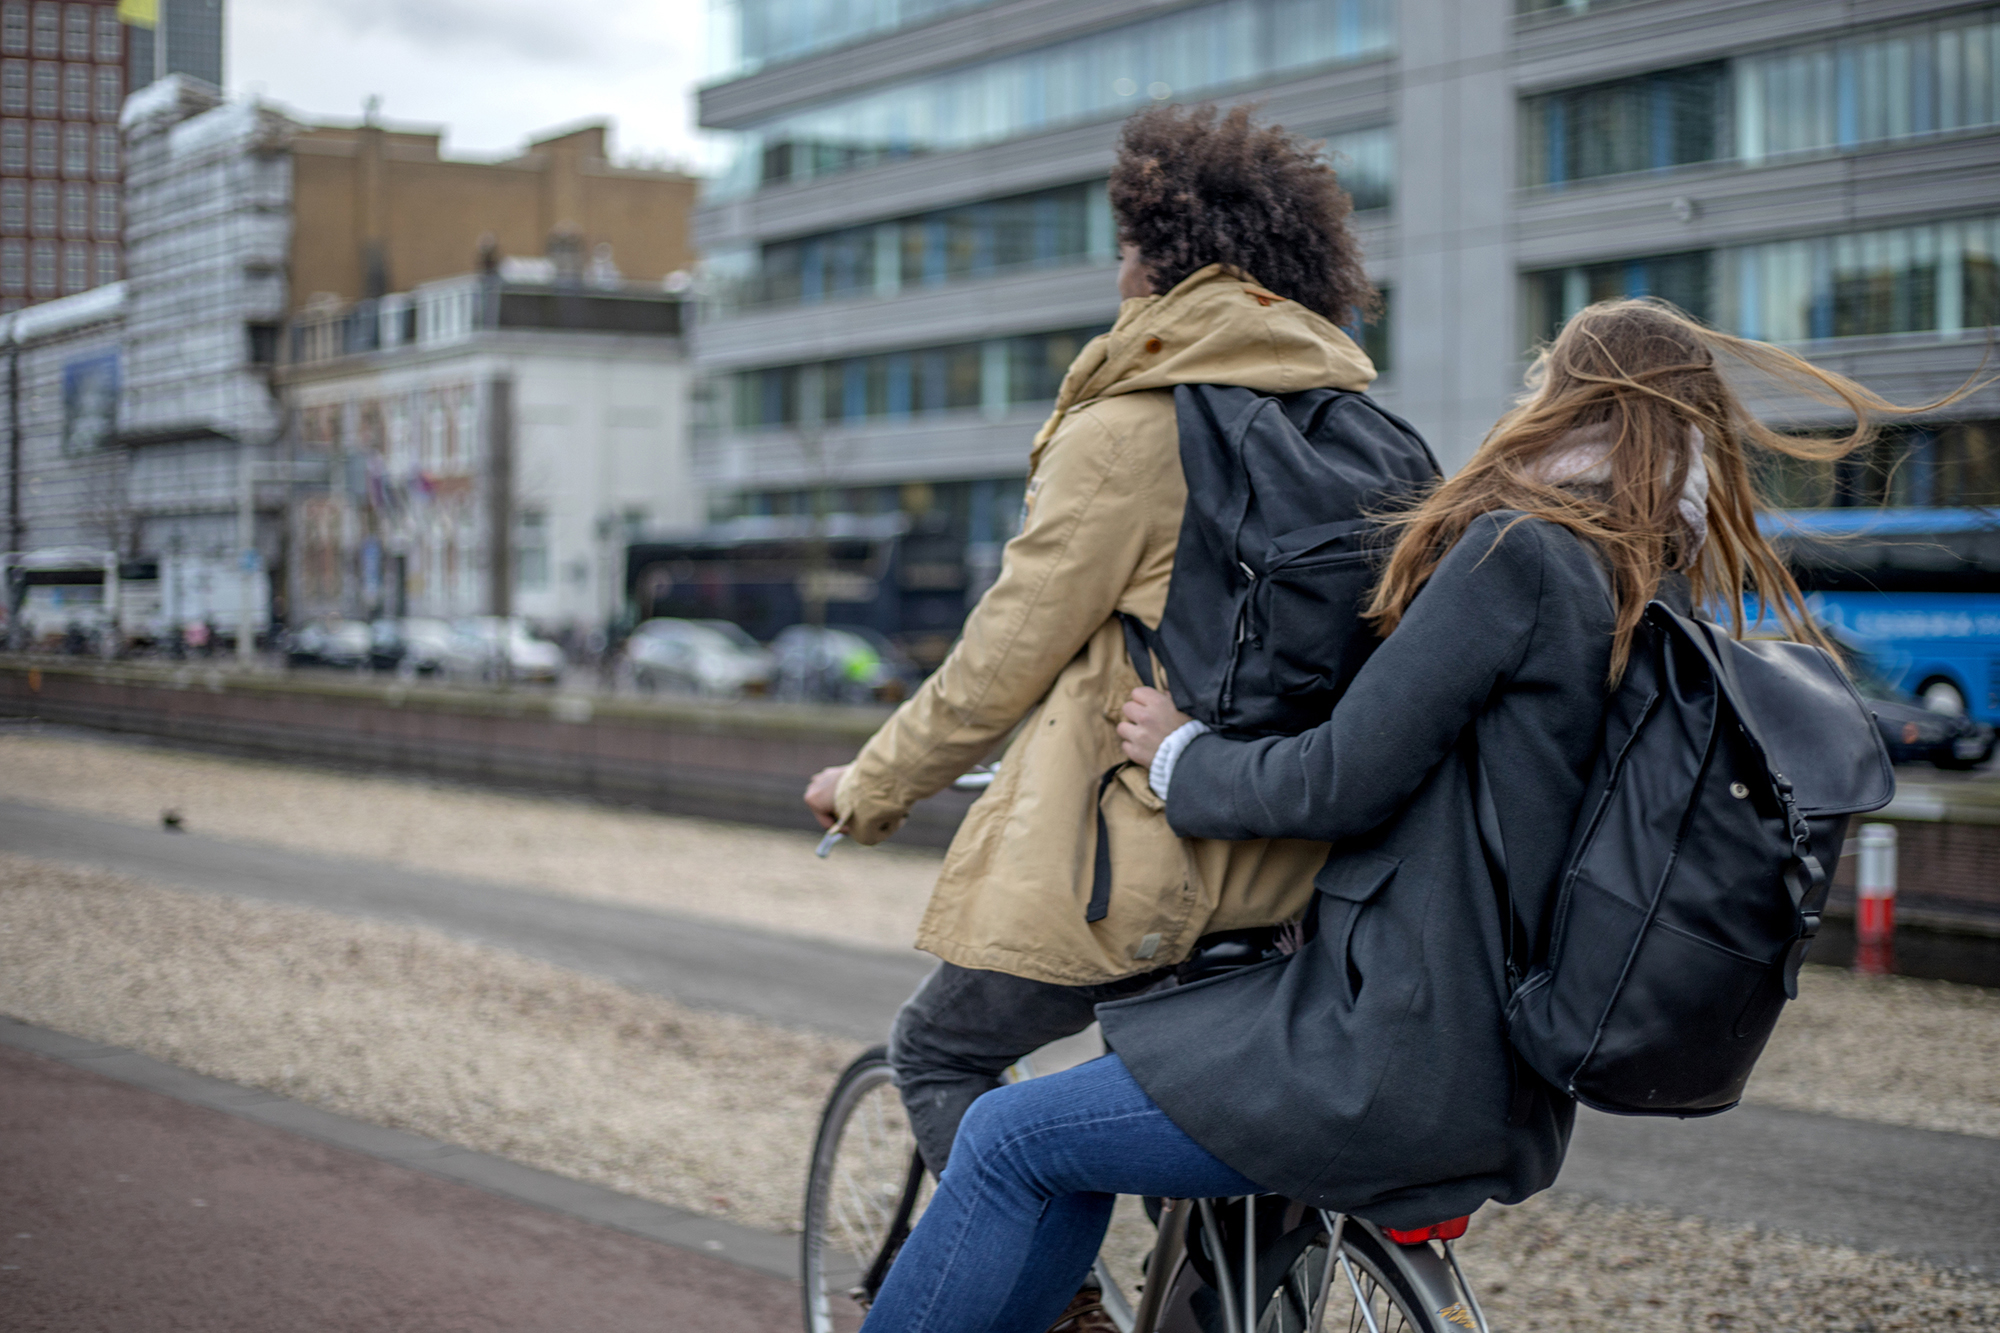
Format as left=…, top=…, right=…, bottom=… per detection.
left=803, top=770, right=1493, bottom=1333
left=801, top=1040, right=1491, bottom=1333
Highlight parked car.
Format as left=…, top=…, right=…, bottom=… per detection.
left=624, top=618, right=775, bottom=697
left=285, top=619, right=372, bottom=669
left=369, top=617, right=456, bottom=675
left=1849, top=649, right=1995, bottom=770
left=771, top=623, right=920, bottom=704
left=440, top=616, right=566, bottom=683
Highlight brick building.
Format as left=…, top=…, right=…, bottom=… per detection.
left=0, top=1, right=222, bottom=312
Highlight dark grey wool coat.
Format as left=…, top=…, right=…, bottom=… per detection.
left=1098, top=511, right=1622, bottom=1229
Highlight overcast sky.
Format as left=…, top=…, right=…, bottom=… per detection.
left=228, top=0, right=717, bottom=172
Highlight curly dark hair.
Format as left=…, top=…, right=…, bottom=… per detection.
left=1109, top=103, right=1376, bottom=325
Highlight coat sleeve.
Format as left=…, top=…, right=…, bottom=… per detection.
left=834, top=406, right=1160, bottom=844
left=1166, top=513, right=1549, bottom=843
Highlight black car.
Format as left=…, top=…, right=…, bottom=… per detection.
left=1847, top=649, right=1996, bottom=770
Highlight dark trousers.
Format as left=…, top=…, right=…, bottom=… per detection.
left=887, top=961, right=1167, bottom=1176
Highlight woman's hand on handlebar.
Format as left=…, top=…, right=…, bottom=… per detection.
left=1119, top=687, right=1191, bottom=769
left=804, top=765, right=847, bottom=830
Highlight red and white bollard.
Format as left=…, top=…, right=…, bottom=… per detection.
left=1854, top=822, right=1898, bottom=976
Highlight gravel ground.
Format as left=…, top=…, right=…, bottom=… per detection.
left=0, top=729, right=939, bottom=952
left=1456, top=1193, right=1998, bottom=1331
left=0, top=854, right=859, bottom=1236
left=3, top=853, right=1995, bottom=1328
left=1748, top=964, right=2000, bottom=1139
left=3, top=728, right=1996, bottom=1139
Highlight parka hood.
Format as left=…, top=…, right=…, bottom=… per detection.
left=1031, top=264, right=1376, bottom=462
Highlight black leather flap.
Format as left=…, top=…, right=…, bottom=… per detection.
left=1665, top=607, right=1895, bottom=817
left=1314, top=851, right=1399, bottom=903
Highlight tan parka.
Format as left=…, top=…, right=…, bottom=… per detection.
left=833, top=264, right=1378, bottom=985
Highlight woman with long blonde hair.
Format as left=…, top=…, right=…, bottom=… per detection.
left=854, top=298, right=1949, bottom=1332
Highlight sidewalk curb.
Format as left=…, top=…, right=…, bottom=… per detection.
left=0, top=1015, right=802, bottom=1283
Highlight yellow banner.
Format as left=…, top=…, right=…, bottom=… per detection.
left=117, top=0, right=158, bottom=28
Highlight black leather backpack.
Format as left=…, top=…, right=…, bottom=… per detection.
left=1499, top=600, right=1894, bottom=1117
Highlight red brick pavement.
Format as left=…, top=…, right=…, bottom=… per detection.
left=0, top=1044, right=799, bottom=1332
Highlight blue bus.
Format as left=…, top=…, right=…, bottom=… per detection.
left=1763, top=508, right=2000, bottom=724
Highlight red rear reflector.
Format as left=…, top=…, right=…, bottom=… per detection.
left=1384, top=1216, right=1469, bottom=1244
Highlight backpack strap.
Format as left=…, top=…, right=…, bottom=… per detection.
left=1087, top=614, right=1162, bottom=924
left=1087, top=764, right=1120, bottom=923
left=1682, top=614, right=1830, bottom=999
left=1118, top=611, right=1158, bottom=690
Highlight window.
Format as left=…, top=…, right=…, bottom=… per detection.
left=1523, top=215, right=2000, bottom=348
left=515, top=512, right=550, bottom=591
left=28, top=177, right=50, bottom=230
left=59, top=177, right=79, bottom=231
left=29, top=237, right=52, bottom=292
left=31, top=3, right=55, bottom=58
left=91, top=238, right=111, bottom=284
left=0, top=4, right=23, bottom=56
left=60, top=2, right=82, bottom=58
left=1355, top=287, right=1392, bottom=375
left=1524, top=251, right=1714, bottom=345
left=0, top=237, right=20, bottom=288
left=718, top=0, right=1396, bottom=198
left=91, top=121, right=110, bottom=174
left=59, top=235, right=80, bottom=290
left=246, top=321, right=278, bottom=366
left=0, top=179, right=22, bottom=231
left=60, top=60, right=81, bottom=115
left=92, top=8, right=113, bottom=60
left=92, top=63, right=112, bottom=118
left=31, top=119, right=52, bottom=171
left=30, top=61, right=53, bottom=115
left=722, top=0, right=998, bottom=77
left=1, top=61, right=23, bottom=113
left=0, top=118, right=22, bottom=171
left=1523, top=63, right=1726, bottom=187
left=60, top=118, right=80, bottom=173
left=91, top=181, right=111, bottom=235
left=1715, top=219, right=2000, bottom=342
left=1007, top=327, right=1106, bottom=404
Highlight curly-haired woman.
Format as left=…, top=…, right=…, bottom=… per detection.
left=802, top=103, right=1389, bottom=1327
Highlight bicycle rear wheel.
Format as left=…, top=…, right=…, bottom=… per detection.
left=1155, top=1201, right=1463, bottom=1333
left=1261, top=1220, right=1464, bottom=1333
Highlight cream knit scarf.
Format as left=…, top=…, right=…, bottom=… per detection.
left=1528, top=421, right=1711, bottom=560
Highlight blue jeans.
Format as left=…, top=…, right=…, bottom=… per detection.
left=860, top=1053, right=1261, bottom=1333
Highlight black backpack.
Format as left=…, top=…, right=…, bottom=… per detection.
left=1090, top=384, right=1439, bottom=923
left=1121, top=384, right=1441, bottom=736
left=1498, top=600, right=1894, bottom=1117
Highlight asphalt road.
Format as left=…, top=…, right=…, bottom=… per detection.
left=3, top=797, right=1997, bottom=1276
left=0, top=1042, right=799, bottom=1332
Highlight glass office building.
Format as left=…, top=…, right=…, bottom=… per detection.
left=693, top=0, right=2000, bottom=649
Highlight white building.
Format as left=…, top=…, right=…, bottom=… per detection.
left=280, top=275, right=694, bottom=633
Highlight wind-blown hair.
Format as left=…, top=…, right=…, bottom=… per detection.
left=1365, top=298, right=1977, bottom=681
left=1109, top=103, right=1375, bottom=326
